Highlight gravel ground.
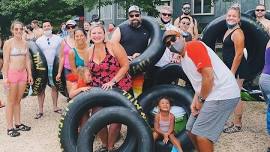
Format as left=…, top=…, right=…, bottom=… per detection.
left=0, top=80, right=269, bottom=152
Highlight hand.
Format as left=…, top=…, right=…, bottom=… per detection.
left=3, top=78, right=10, bottom=89
left=101, top=81, right=115, bottom=90
left=80, top=86, right=91, bottom=92
left=163, top=134, right=169, bottom=144
left=56, top=73, right=61, bottom=81
left=195, top=100, right=203, bottom=111
left=28, top=76, right=33, bottom=85
left=190, top=100, right=199, bottom=117
left=132, top=53, right=140, bottom=59
left=127, top=56, right=133, bottom=62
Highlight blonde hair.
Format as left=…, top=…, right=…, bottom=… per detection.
left=228, top=3, right=241, bottom=17
left=10, top=20, right=24, bottom=32
left=89, top=24, right=108, bottom=43
left=77, top=67, right=91, bottom=81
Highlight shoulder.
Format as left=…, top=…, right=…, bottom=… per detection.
left=232, top=28, right=244, bottom=40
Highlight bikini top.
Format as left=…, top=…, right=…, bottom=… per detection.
left=10, top=47, right=27, bottom=56
left=73, top=48, right=85, bottom=67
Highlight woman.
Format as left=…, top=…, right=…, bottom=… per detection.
left=3, top=21, right=33, bottom=137
left=56, top=20, right=76, bottom=81
left=69, top=28, right=89, bottom=74
left=259, top=40, right=270, bottom=152
left=88, top=24, right=132, bottom=152
left=222, top=4, right=249, bottom=133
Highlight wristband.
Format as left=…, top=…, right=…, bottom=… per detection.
left=198, top=96, right=205, bottom=103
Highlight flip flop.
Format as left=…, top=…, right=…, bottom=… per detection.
left=0, top=105, right=5, bottom=108
left=54, top=109, right=63, bottom=114
left=34, top=113, right=43, bottom=119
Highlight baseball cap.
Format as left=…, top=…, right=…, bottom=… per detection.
left=66, top=20, right=77, bottom=26
left=91, top=14, right=100, bottom=22
left=128, top=5, right=140, bottom=14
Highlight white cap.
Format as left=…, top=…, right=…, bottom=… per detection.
left=128, top=5, right=140, bottom=14
left=66, top=20, right=76, bottom=26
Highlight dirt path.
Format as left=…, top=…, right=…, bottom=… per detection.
left=0, top=81, right=269, bottom=152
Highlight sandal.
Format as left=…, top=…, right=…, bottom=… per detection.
left=15, top=124, right=31, bottom=131
left=34, top=113, right=43, bottom=119
left=223, top=124, right=241, bottom=133
left=7, top=128, right=20, bottom=137
left=54, top=109, right=63, bottom=114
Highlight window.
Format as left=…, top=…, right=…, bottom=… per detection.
left=192, top=0, right=214, bottom=15
left=117, top=4, right=126, bottom=19
left=100, top=5, right=113, bottom=20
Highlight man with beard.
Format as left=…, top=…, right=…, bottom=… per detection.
left=35, top=20, right=63, bottom=119
left=111, top=5, right=150, bottom=61
left=255, top=4, right=270, bottom=34
left=174, top=2, right=199, bottom=40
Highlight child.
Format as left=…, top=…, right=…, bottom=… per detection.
left=66, top=67, right=91, bottom=127
left=67, top=67, right=92, bottom=98
left=153, top=96, right=183, bottom=152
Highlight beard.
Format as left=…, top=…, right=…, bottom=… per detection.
left=130, top=19, right=142, bottom=28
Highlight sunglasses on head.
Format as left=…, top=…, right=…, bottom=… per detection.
left=129, top=14, right=140, bottom=18
left=162, top=13, right=172, bottom=17
left=256, top=9, right=265, bottom=12
left=66, top=25, right=76, bottom=29
left=14, top=28, right=23, bottom=31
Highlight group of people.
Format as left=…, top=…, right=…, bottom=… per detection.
left=0, top=2, right=269, bottom=152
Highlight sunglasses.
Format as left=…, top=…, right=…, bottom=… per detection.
left=165, top=35, right=177, bottom=47
left=182, top=22, right=190, bottom=26
left=14, top=28, right=23, bottom=31
left=129, top=14, right=140, bottom=18
left=66, top=25, right=76, bottom=29
left=183, top=7, right=191, bottom=10
left=162, top=13, right=172, bottom=17
left=256, top=9, right=265, bottom=12
left=47, top=38, right=50, bottom=45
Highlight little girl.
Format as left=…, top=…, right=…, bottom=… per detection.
left=66, top=67, right=91, bottom=127
left=153, top=96, right=183, bottom=152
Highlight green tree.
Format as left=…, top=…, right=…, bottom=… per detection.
left=64, top=0, right=164, bottom=17
left=0, top=0, right=83, bottom=38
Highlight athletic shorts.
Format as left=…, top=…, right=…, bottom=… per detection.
left=8, top=69, right=27, bottom=83
left=186, top=97, right=240, bottom=142
left=48, top=65, right=54, bottom=86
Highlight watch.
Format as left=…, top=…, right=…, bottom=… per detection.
left=198, top=96, right=205, bottom=103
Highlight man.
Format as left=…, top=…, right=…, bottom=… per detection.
left=35, top=20, right=62, bottom=119
left=174, top=2, right=199, bottom=40
left=163, top=30, right=240, bottom=152
left=31, top=20, right=43, bottom=39
left=111, top=5, right=150, bottom=61
left=255, top=4, right=270, bottom=34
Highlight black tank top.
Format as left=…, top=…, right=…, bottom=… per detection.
left=222, top=28, right=249, bottom=79
left=119, top=24, right=150, bottom=56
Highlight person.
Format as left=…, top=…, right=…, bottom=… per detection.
left=107, top=23, right=116, bottom=40
left=0, top=37, right=5, bottom=108
left=111, top=5, right=150, bottom=61
left=58, top=22, right=68, bottom=38
left=83, top=21, right=91, bottom=33
left=255, top=4, right=270, bottom=34
left=56, top=20, right=76, bottom=81
left=222, top=4, right=249, bottom=134
left=153, top=96, right=183, bottom=152
left=31, top=20, right=43, bottom=39
left=35, top=20, right=63, bottom=119
left=23, top=24, right=36, bottom=41
left=69, top=28, right=89, bottom=74
left=259, top=40, right=270, bottom=152
left=178, top=17, right=193, bottom=42
left=3, top=21, right=33, bottom=137
left=88, top=24, right=132, bottom=152
left=163, top=30, right=240, bottom=152
left=66, top=67, right=92, bottom=127
left=174, top=2, right=199, bottom=40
